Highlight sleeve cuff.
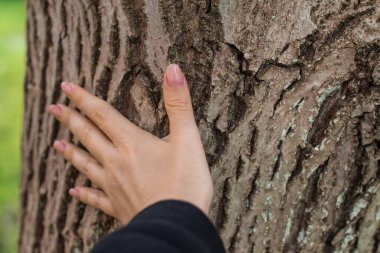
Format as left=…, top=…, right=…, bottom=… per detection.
left=91, top=200, right=226, bottom=253
left=129, top=200, right=225, bottom=252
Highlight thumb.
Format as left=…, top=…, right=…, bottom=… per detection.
left=163, top=64, right=196, bottom=135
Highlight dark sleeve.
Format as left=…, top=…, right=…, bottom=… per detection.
left=91, top=200, right=226, bottom=253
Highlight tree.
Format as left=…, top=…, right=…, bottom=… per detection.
left=19, top=0, right=380, bottom=252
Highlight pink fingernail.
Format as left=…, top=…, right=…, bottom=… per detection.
left=48, top=104, right=63, bottom=117
left=69, top=188, right=80, bottom=197
left=166, top=64, right=184, bottom=86
left=53, top=140, right=66, bottom=152
left=61, top=82, right=73, bottom=94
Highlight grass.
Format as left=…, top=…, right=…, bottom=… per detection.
left=0, top=1, right=26, bottom=252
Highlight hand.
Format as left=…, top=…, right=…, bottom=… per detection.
left=48, top=64, right=213, bottom=224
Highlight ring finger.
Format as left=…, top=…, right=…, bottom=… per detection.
left=53, top=140, right=106, bottom=189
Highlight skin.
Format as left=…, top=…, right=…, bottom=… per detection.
left=48, top=64, right=213, bottom=224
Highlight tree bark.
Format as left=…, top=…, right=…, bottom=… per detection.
left=19, top=0, right=380, bottom=252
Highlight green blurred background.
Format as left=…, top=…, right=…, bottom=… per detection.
left=0, top=0, right=25, bottom=252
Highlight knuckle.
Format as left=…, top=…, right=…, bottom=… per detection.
left=93, top=191, right=102, bottom=207
left=104, top=159, right=125, bottom=183
left=81, top=156, right=95, bottom=175
left=165, top=96, right=191, bottom=112
left=79, top=189, right=87, bottom=202
left=102, top=153, right=120, bottom=169
left=72, top=89, right=85, bottom=108
left=114, top=133, right=132, bottom=149
left=104, top=150, right=118, bottom=165
left=59, top=106, right=70, bottom=125
left=82, top=190, right=92, bottom=206
left=79, top=123, right=93, bottom=144
left=64, top=109, right=77, bottom=129
left=63, top=144, right=74, bottom=159
left=91, top=103, right=111, bottom=126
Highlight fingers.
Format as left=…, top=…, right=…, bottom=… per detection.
left=69, top=187, right=115, bottom=217
left=163, top=64, right=197, bottom=136
left=48, top=104, right=115, bottom=164
left=53, top=140, right=106, bottom=188
left=60, top=82, right=139, bottom=144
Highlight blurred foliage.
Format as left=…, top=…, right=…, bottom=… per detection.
left=0, top=1, right=25, bottom=252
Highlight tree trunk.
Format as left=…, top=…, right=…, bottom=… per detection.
left=19, top=0, right=380, bottom=252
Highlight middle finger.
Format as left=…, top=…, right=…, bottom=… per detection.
left=49, top=104, right=116, bottom=164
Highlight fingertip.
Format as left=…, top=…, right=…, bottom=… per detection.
left=69, top=187, right=80, bottom=198
left=61, top=82, right=74, bottom=94
left=165, top=64, right=185, bottom=87
left=53, top=140, right=66, bottom=152
left=48, top=104, right=63, bottom=117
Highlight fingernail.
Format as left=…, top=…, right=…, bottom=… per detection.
left=48, top=104, right=63, bottom=117
left=53, top=140, right=66, bottom=152
left=69, top=188, right=80, bottom=197
left=61, top=82, right=73, bottom=94
left=166, top=64, right=184, bottom=86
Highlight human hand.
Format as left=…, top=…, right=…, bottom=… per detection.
left=48, top=64, right=213, bottom=224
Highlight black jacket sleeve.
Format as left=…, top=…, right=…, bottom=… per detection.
left=91, top=200, right=226, bottom=253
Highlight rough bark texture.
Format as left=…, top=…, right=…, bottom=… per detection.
left=19, top=0, right=380, bottom=252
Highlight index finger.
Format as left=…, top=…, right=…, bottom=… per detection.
left=60, top=82, right=139, bottom=144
